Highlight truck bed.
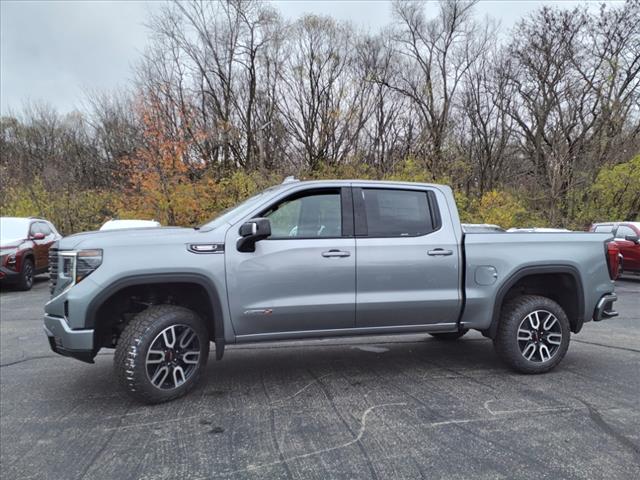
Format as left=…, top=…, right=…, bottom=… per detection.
left=460, top=231, right=614, bottom=332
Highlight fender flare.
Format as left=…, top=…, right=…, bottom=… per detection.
left=87, top=273, right=226, bottom=359
left=486, top=265, right=585, bottom=338
left=21, top=248, right=35, bottom=262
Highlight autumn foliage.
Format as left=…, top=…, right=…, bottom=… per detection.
left=118, top=98, right=202, bottom=226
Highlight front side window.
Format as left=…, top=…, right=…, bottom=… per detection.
left=363, top=189, right=434, bottom=237
left=616, top=225, right=636, bottom=239
left=265, top=190, right=342, bottom=239
left=594, top=225, right=613, bottom=233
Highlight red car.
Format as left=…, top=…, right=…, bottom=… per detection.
left=590, top=222, right=640, bottom=274
left=0, top=217, right=62, bottom=290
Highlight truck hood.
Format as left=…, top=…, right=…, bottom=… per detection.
left=59, top=226, right=228, bottom=250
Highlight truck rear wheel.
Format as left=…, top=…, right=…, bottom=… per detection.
left=493, top=295, right=570, bottom=374
left=114, top=305, right=210, bottom=404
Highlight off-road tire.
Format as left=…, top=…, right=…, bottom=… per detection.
left=494, top=295, right=570, bottom=374
left=114, top=305, right=210, bottom=404
left=429, top=329, right=469, bottom=341
left=17, top=258, right=34, bottom=291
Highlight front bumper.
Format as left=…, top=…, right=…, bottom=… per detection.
left=0, top=266, right=20, bottom=282
left=43, top=315, right=95, bottom=363
left=593, top=293, right=618, bottom=322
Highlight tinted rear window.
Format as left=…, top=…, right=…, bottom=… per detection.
left=362, top=189, right=434, bottom=237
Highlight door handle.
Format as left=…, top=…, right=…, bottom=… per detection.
left=322, top=249, right=351, bottom=258
left=427, top=248, right=453, bottom=256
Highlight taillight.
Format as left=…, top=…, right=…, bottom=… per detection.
left=605, top=241, right=621, bottom=280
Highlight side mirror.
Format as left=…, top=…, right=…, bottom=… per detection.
left=237, top=218, right=271, bottom=252
left=31, top=232, right=46, bottom=240
left=625, top=234, right=639, bottom=244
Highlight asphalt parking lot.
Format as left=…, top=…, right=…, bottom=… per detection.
left=1, top=277, right=639, bottom=479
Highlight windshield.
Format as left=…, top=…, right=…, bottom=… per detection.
left=0, top=218, right=29, bottom=243
left=199, top=185, right=282, bottom=230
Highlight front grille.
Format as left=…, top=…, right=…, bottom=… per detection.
left=49, top=247, right=59, bottom=294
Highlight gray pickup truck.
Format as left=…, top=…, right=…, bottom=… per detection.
left=44, top=179, right=620, bottom=403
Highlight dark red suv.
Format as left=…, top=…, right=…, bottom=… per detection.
left=0, top=217, right=62, bottom=290
left=590, top=222, right=640, bottom=274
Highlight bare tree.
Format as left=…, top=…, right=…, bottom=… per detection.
left=278, top=15, right=371, bottom=170
left=357, top=32, right=413, bottom=174
left=578, top=0, right=640, bottom=168
left=381, top=0, right=490, bottom=174
left=457, top=45, right=515, bottom=195
left=500, top=2, right=639, bottom=222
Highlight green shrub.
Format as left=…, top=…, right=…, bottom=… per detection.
left=577, top=155, right=640, bottom=225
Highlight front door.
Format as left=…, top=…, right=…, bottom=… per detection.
left=353, top=186, right=462, bottom=328
left=225, top=187, right=356, bottom=337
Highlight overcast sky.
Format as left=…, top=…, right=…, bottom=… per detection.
left=0, top=0, right=608, bottom=116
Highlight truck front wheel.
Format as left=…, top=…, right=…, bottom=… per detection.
left=493, top=295, right=570, bottom=374
left=114, top=305, right=210, bottom=404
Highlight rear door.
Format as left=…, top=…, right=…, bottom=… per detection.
left=353, top=186, right=462, bottom=328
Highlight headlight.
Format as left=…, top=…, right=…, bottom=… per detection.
left=59, top=249, right=102, bottom=285
left=76, top=249, right=103, bottom=282
left=0, top=249, right=17, bottom=267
